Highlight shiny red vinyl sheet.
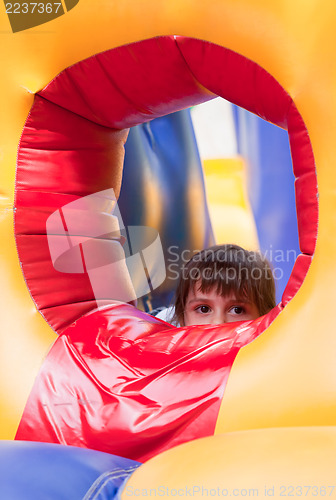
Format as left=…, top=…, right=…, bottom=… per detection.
left=15, top=303, right=274, bottom=462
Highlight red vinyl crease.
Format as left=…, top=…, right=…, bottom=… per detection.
left=14, top=36, right=318, bottom=460
left=38, top=36, right=215, bottom=129
left=15, top=303, right=281, bottom=462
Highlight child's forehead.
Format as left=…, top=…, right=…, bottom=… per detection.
left=188, top=286, right=237, bottom=300
left=188, top=280, right=244, bottom=299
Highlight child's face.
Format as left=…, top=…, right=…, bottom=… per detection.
left=183, top=285, right=260, bottom=326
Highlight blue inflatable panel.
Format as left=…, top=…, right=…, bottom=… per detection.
left=233, top=106, right=300, bottom=302
left=119, top=109, right=215, bottom=310
left=0, top=441, right=140, bottom=500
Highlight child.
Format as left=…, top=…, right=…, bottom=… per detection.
left=172, top=244, right=276, bottom=326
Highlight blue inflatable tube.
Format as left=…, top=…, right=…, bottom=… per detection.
left=0, top=441, right=140, bottom=500
left=233, top=106, right=300, bottom=302
left=119, top=109, right=215, bottom=310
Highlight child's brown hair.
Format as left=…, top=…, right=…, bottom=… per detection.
left=173, top=244, right=276, bottom=326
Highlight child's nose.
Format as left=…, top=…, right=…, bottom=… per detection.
left=211, top=311, right=227, bottom=325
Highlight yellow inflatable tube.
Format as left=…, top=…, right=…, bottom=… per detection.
left=0, top=0, right=335, bottom=488
left=203, top=158, right=260, bottom=249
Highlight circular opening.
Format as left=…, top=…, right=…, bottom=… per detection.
left=14, top=35, right=318, bottom=333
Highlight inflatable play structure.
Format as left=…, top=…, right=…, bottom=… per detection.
left=1, top=0, right=336, bottom=497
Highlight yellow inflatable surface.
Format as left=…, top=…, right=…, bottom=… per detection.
left=1, top=0, right=336, bottom=491
left=203, top=158, right=260, bottom=249
left=124, top=428, right=336, bottom=497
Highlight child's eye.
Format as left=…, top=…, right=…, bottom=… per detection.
left=230, top=306, right=245, bottom=315
left=196, top=305, right=211, bottom=314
